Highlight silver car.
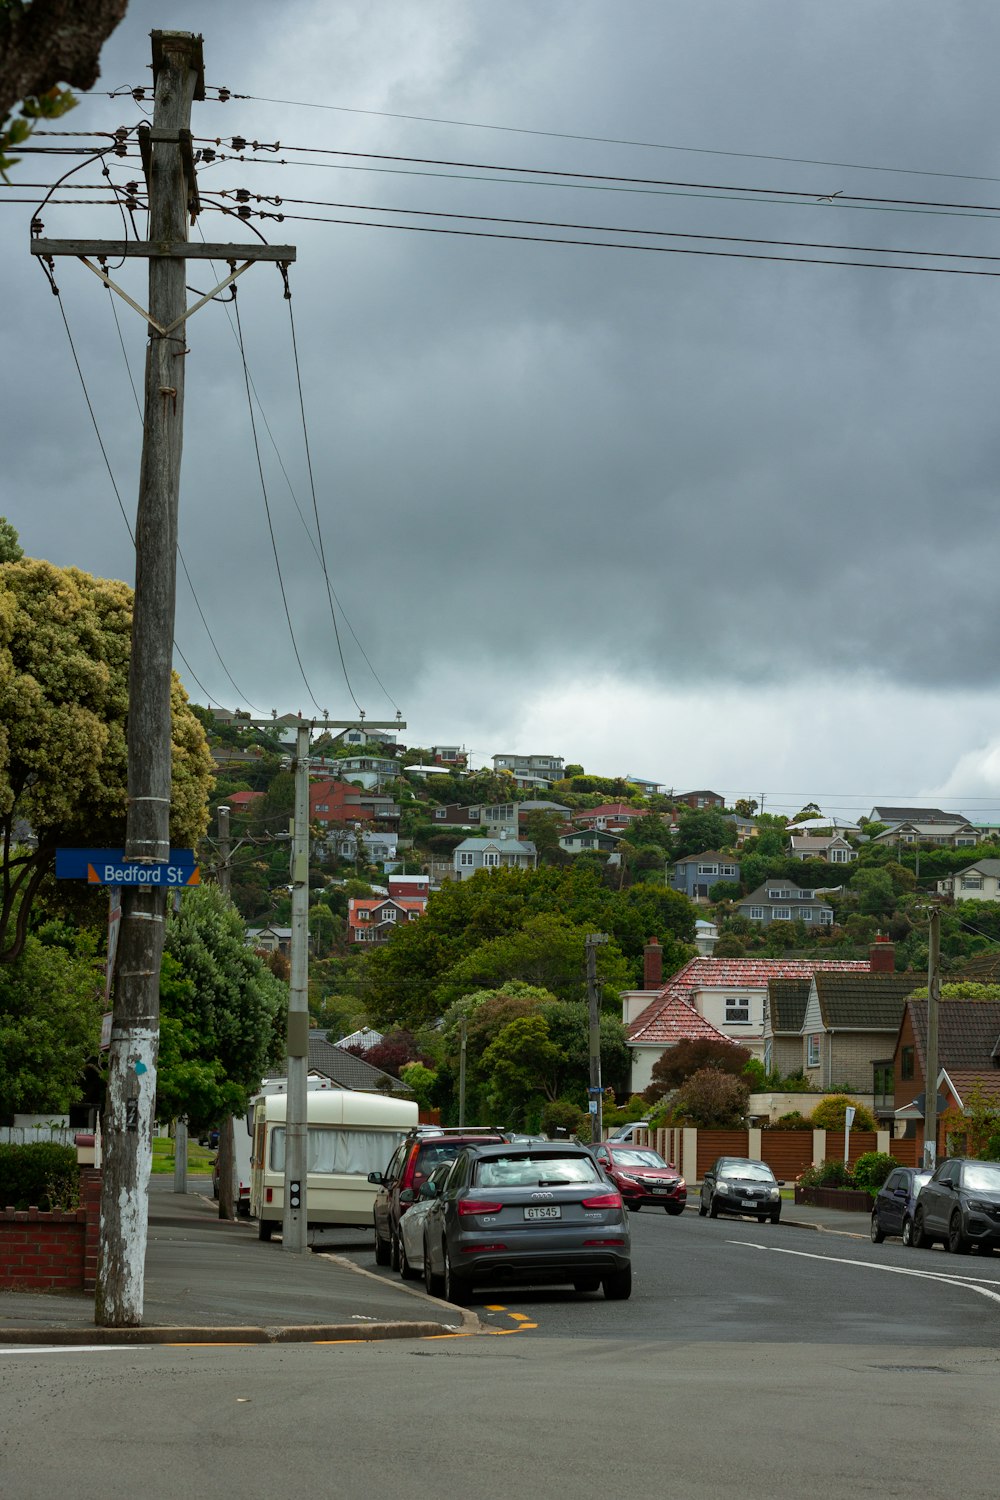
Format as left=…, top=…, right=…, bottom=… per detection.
left=421, top=1143, right=632, bottom=1305
left=396, top=1162, right=454, bottom=1280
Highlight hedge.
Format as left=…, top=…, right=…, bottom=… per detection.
left=0, top=1143, right=79, bottom=1211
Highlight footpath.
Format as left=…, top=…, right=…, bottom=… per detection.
left=0, top=1177, right=471, bottom=1346
left=0, top=1180, right=871, bottom=1347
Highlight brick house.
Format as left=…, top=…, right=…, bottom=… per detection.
left=799, top=943, right=921, bottom=1091
left=673, top=790, right=726, bottom=810
left=348, top=896, right=425, bottom=943
left=892, top=994, right=1000, bottom=1151
left=572, top=803, right=644, bottom=833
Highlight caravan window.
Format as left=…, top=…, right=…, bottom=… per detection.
left=269, top=1127, right=408, bottom=1177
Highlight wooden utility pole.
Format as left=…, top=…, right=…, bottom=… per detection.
left=215, top=802, right=236, bottom=1220
left=586, top=933, right=609, bottom=1145
left=32, top=30, right=295, bottom=1324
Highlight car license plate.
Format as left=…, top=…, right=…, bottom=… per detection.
left=524, top=1206, right=561, bottom=1221
left=652, top=1187, right=668, bottom=1195
left=743, top=1200, right=758, bottom=1209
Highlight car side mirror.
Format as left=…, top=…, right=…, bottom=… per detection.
left=421, top=1181, right=439, bottom=1200
left=367, top=1171, right=383, bottom=1184
left=894, top=1187, right=908, bottom=1198
left=775, top=1180, right=785, bottom=1188
left=398, top=1187, right=415, bottom=1205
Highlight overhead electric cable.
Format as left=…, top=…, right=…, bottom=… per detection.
left=227, top=93, right=1000, bottom=187
left=231, top=289, right=323, bottom=715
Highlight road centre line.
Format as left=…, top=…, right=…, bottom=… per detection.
left=733, top=1241, right=1000, bottom=1306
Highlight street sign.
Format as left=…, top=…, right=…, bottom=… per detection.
left=56, top=847, right=200, bottom=886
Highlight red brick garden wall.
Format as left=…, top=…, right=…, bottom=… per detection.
left=0, top=1168, right=101, bottom=1293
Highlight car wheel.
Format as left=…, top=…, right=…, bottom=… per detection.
left=698, top=1198, right=707, bottom=1217
left=947, top=1211, right=970, bottom=1255
left=399, top=1235, right=418, bottom=1280
left=630, top=1203, right=640, bottom=1212
left=423, top=1236, right=445, bottom=1298
left=911, top=1207, right=931, bottom=1249
left=666, top=1205, right=684, bottom=1216
left=757, top=1215, right=768, bottom=1224
left=374, top=1222, right=392, bottom=1267
left=709, top=1194, right=719, bottom=1219
left=443, top=1248, right=470, bottom=1307
left=257, top=1218, right=274, bottom=1242
left=602, top=1267, right=632, bottom=1301
left=770, top=1209, right=780, bottom=1225
left=390, top=1231, right=401, bottom=1273
left=574, top=1278, right=600, bottom=1294
left=901, top=1216, right=914, bottom=1247
left=870, top=1212, right=886, bottom=1245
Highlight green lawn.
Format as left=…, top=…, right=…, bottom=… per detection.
left=150, top=1136, right=216, bottom=1174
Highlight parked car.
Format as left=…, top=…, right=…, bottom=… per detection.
left=421, top=1142, right=631, bottom=1304
left=870, top=1166, right=932, bottom=1246
left=912, top=1157, right=1000, bottom=1254
left=699, top=1158, right=783, bottom=1223
left=396, top=1162, right=455, bottom=1279
left=606, top=1121, right=651, bottom=1143
left=592, top=1142, right=687, bottom=1215
left=368, top=1126, right=507, bottom=1270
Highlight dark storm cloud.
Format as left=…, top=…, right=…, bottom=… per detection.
left=4, top=0, right=1000, bottom=740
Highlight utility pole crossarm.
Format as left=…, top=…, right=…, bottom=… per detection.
left=30, top=241, right=296, bottom=261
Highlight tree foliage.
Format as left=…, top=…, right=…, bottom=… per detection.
left=668, top=1067, right=749, bottom=1127
left=0, top=928, right=102, bottom=1114
left=156, top=885, right=286, bottom=1128
left=643, top=1038, right=753, bottom=1101
left=0, top=553, right=215, bottom=960
left=808, top=1094, right=876, bottom=1131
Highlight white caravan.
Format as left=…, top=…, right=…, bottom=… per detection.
left=249, top=1088, right=418, bottom=1241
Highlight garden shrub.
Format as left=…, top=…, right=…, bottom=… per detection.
left=798, top=1157, right=854, bottom=1189
left=851, top=1151, right=899, bottom=1193
left=809, top=1095, right=876, bottom=1131
left=767, top=1111, right=809, bottom=1130
left=0, top=1143, right=79, bottom=1210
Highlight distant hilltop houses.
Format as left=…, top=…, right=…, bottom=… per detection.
left=205, top=712, right=1000, bottom=972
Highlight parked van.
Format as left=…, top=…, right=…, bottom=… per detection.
left=249, top=1088, right=418, bottom=1241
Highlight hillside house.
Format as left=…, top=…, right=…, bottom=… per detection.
left=937, top=860, right=1000, bottom=902
left=670, top=850, right=740, bottom=901
left=737, top=879, right=834, bottom=927
left=787, top=833, right=857, bottom=865
left=452, top=836, right=537, bottom=880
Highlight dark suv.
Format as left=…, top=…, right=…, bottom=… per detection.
left=912, top=1157, right=1000, bottom=1254
left=368, top=1127, right=506, bottom=1269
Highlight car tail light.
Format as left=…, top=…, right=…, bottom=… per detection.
left=458, top=1199, right=503, bottom=1215
left=463, top=1243, right=506, bottom=1253
left=581, top=1192, right=622, bottom=1209
left=584, top=1238, right=626, bottom=1246
left=265, top=1188, right=273, bottom=1203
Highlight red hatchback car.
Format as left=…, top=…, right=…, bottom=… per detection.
left=593, top=1142, right=687, bottom=1215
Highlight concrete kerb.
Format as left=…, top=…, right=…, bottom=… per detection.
left=313, top=1250, right=483, bottom=1335
left=0, top=1320, right=451, bottom=1347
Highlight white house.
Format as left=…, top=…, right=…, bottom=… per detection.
left=937, top=859, right=1000, bottom=902
left=452, top=835, right=537, bottom=880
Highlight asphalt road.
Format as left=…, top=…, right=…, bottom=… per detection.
left=333, top=1205, right=1000, bottom=1345
left=4, top=1209, right=1000, bottom=1499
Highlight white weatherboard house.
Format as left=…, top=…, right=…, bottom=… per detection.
left=452, top=834, right=537, bottom=880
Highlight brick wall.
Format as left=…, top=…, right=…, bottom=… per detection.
left=0, top=1168, right=101, bottom=1293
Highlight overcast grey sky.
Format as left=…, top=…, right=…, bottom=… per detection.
left=3, top=1, right=1000, bottom=819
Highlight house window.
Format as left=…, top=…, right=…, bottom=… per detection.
left=818, top=910, right=833, bottom=925
left=767, top=888, right=790, bottom=899
left=458, top=851, right=475, bottom=867
left=725, top=997, right=750, bottom=1024
left=749, top=906, right=764, bottom=920
left=961, top=877, right=983, bottom=890
left=800, top=908, right=813, bottom=922
left=772, top=907, right=792, bottom=922
left=721, top=864, right=737, bottom=877
left=357, top=910, right=370, bottom=921
left=483, top=851, right=500, bottom=867
left=807, top=1035, right=821, bottom=1068
left=956, top=836, right=975, bottom=847
left=315, top=803, right=328, bottom=812
left=901, top=1045, right=915, bottom=1081
left=383, top=908, right=396, bottom=923
left=435, top=809, right=446, bottom=820
left=698, top=864, right=718, bottom=876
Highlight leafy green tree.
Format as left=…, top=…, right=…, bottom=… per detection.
left=156, top=885, right=286, bottom=1129
left=0, top=552, right=214, bottom=960
left=733, top=799, right=758, bottom=818
left=0, top=515, right=22, bottom=562
left=398, top=1061, right=437, bottom=1112
left=520, top=809, right=568, bottom=865
left=644, top=1038, right=752, bottom=1101
left=850, top=867, right=895, bottom=919
left=433, top=914, right=632, bottom=1014
left=480, top=1015, right=564, bottom=1120
left=809, top=1095, right=876, bottom=1131
left=672, top=808, right=733, bottom=859
left=669, top=1068, right=749, bottom=1127
left=0, top=928, right=103, bottom=1113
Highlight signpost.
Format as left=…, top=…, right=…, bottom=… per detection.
left=844, top=1105, right=856, bottom=1166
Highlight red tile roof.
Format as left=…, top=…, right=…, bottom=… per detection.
left=227, top=790, right=263, bottom=807
left=628, top=956, right=869, bottom=1045
left=631, top=996, right=730, bottom=1046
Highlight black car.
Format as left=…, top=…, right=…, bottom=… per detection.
left=912, top=1157, right=1000, bottom=1254
left=699, top=1157, right=783, bottom=1223
left=870, top=1166, right=932, bottom=1246
left=421, top=1142, right=631, bottom=1304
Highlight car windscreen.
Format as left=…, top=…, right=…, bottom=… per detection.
left=611, top=1149, right=666, bottom=1168
left=962, top=1162, right=1000, bottom=1193
left=474, top=1155, right=602, bottom=1188
left=720, top=1162, right=775, bottom=1181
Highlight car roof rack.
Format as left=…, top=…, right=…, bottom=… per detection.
left=406, top=1124, right=508, bottom=1139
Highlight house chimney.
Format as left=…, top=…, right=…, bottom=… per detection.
left=870, top=936, right=895, bottom=974
left=644, top=937, right=663, bottom=990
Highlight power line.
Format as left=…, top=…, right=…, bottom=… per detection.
left=227, top=190, right=1000, bottom=266
left=231, top=289, right=323, bottom=715
left=201, top=138, right=1000, bottom=217
left=222, top=93, right=1000, bottom=188
left=235, top=206, right=1000, bottom=277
